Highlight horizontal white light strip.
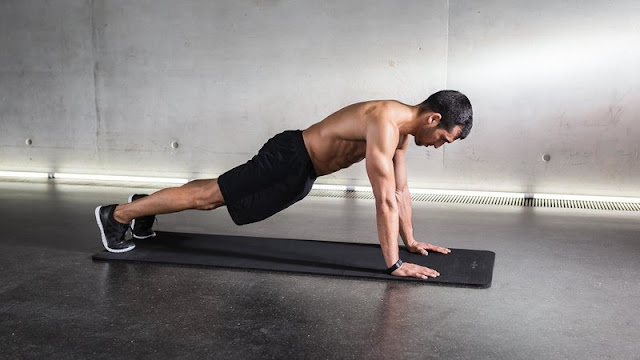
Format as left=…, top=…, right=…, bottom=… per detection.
left=531, top=192, right=640, bottom=204
left=53, top=173, right=189, bottom=184
left=409, top=187, right=528, bottom=199
left=0, top=171, right=50, bottom=179
left=312, top=184, right=526, bottom=198
left=2, top=171, right=640, bottom=204
left=310, top=184, right=640, bottom=204
left=311, top=184, right=357, bottom=191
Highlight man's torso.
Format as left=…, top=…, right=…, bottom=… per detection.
left=302, top=100, right=411, bottom=176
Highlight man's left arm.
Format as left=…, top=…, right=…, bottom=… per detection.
left=393, top=142, right=452, bottom=256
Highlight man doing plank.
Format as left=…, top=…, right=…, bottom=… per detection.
left=95, top=90, right=473, bottom=279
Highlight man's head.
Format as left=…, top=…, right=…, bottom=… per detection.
left=415, top=90, right=473, bottom=148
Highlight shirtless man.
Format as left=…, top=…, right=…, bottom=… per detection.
left=95, top=90, right=473, bottom=280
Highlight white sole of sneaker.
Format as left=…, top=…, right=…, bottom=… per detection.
left=94, top=206, right=135, bottom=253
left=132, top=233, right=156, bottom=240
left=128, top=195, right=156, bottom=240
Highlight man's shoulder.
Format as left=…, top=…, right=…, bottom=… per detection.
left=364, top=99, right=405, bottom=112
left=364, top=100, right=410, bottom=121
left=364, top=114, right=401, bottom=148
left=365, top=101, right=406, bottom=129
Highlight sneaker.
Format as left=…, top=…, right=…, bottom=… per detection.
left=94, top=204, right=135, bottom=253
left=128, top=194, right=157, bottom=239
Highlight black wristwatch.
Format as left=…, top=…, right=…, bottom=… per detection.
left=386, top=259, right=403, bottom=274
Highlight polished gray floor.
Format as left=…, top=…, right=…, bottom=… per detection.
left=1, top=180, right=639, bottom=359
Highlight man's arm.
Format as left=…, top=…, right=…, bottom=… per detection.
left=365, top=119, right=401, bottom=268
left=393, top=142, right=451, bottom=256
left=365, top=120, right=440, bottom=279
left=393, top=138, right=416, bottom=247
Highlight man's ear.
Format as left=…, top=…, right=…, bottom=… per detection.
left=427, top=112, right=442, bottom=126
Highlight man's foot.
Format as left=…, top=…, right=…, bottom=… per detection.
left=128, top=194, right=156, bottom=239
left=95, top=205, right=135, bottom=253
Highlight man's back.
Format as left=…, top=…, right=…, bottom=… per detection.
left=302, top=100, right=413, bottom=176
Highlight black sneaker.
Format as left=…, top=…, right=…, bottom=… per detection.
left=128, top=194, right=156, bottom=239
left=94, top=204, right=135, bottom=253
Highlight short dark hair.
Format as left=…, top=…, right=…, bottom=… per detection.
left=419, top=90, right=473, bottom=139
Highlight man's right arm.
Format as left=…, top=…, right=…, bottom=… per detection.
left=365, top=119, right=440, bottom=280
left=365, top=119, right=401, bottom=268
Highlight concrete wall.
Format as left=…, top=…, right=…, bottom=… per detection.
left=445, top=0, right=640, bottom=196
left=1, top=0, right=639, bottom=196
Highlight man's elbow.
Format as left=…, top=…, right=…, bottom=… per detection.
left=375, top=196, right=398, bottom=214
left=395, top=185, right=407, bottom=198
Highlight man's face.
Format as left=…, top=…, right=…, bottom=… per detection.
left=415, top=124, right=463, bottom=149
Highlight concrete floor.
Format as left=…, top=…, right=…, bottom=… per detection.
left=0, top=180, right=639, bottom=359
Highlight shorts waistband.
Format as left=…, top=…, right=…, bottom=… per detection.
left=291, top=130, right=318, bottom=179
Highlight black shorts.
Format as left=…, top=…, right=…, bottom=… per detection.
left=218, top=130, right=318, bottom=225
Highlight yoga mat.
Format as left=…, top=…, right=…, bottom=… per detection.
left=92, top=231, right=495, bottom=288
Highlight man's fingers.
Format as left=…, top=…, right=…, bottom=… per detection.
left=411, top=242, right=451, bottom=255
left=417, top=272, right=437, bottom=279
left=426, top=243, right=451, bottom=254
left=425, top=269, right=440, bottom=277
left=391, top=262, right=440, bottom=279
left=408, top=243, right=429, bottom=256
left=414, top=265, right=439, bottom=279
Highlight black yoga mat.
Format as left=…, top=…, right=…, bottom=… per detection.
left=92, top=231, right=495, bottom=288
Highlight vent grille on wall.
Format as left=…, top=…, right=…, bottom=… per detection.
left=307, top=189, right=640, bottom=212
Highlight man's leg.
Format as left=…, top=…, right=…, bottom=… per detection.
left=113, top=178, right=225, bottom=224
left=95, top=178, right=225, bottom=253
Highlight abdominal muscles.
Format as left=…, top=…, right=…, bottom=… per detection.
left=313, top=139, right=367, bottom=176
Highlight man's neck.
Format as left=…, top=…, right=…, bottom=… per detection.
left=397, top=105, right=426, bottom=136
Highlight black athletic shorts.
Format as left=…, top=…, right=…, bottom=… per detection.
left=218, top=130, right=318, bottom=225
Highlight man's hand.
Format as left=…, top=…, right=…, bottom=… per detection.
left=391, top=262, right=440, bottom=279
left=406, top=241, right=451, bottom=256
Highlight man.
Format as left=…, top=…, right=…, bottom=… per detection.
left=95, top=90, right=473, bottom=280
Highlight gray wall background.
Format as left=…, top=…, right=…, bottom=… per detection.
left=1, top=0, right=639, bottom=196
